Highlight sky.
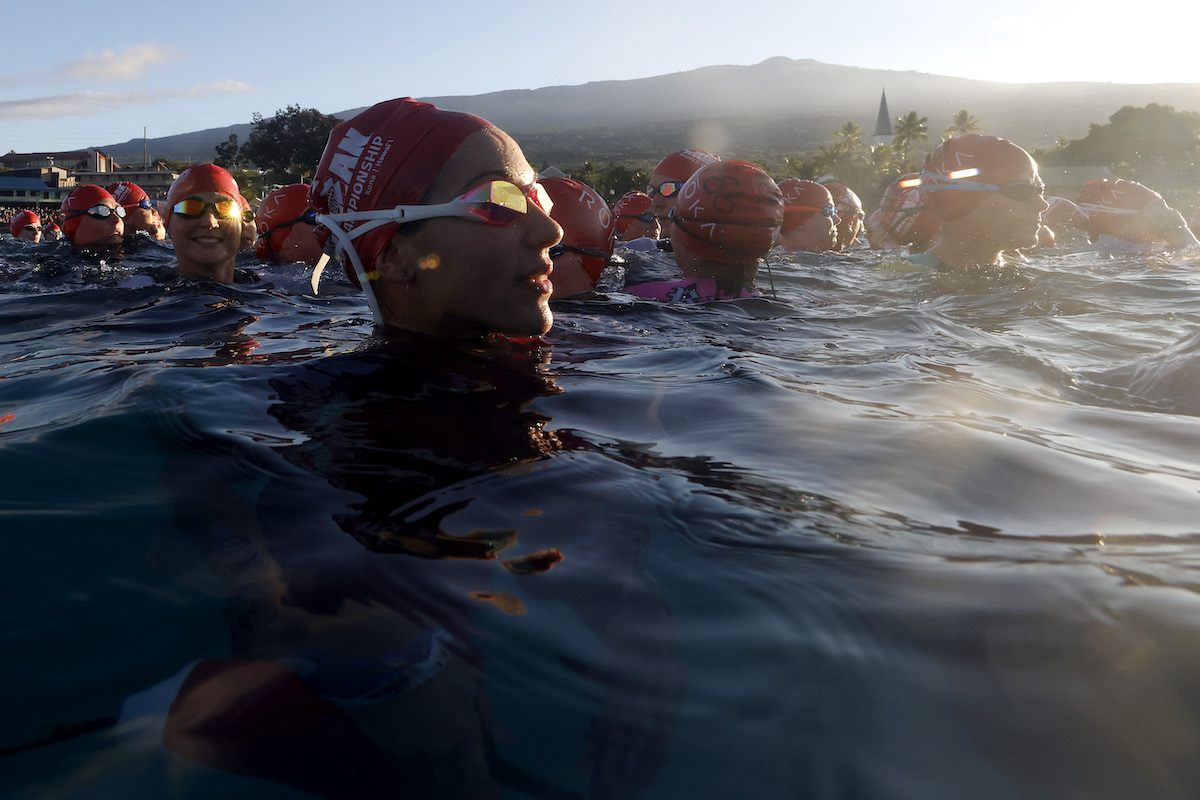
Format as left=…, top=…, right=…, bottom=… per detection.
left=3, top=0, right=1199, bottom=155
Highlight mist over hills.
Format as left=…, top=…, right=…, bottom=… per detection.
left=96, top=57, right=1200, bottom=168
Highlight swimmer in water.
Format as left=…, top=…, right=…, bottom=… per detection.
left=43, top=221, right=62, bottom=241
left=776, top=179, right=839, bottom=252
left=540, top=176, right=616, bottom=300
left=914, top=134, right=1050, bottom=268
left=255, top=184, right=324, bottom=267
left=824, top=182, right=865, bottom=251
left=61, top=185, right=125, bottom=253
left=164, top=163, right=245, bottom=283
left=10, top=210, right=41, bottom=242
left=865, top=173, right=940, bottom=252
left=1075, top=178, right=1199, bottom=253
left=626, top=160, right=783, bottom=303
left=106, top=181, right=164, bottom=240
left=310, top=97, right=561, bottom=338
left=646, top=149, right=720, bottom=228
left=613, top=190, right=660, bottom=241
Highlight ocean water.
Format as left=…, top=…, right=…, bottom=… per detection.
left=4, top=232, right=1200, bottom=799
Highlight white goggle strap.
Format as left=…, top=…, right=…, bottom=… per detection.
left=314, top=212, right=384, bottom=326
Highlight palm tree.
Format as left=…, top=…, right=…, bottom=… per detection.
left=832, top=121, right=866, bottom=157
left=892, top=111, right=929, bottom=168
left=942, top=109, right=982, bottom=140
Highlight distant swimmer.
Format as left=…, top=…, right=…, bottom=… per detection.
left=913, top=134, right=1049, bottom=268
left=9, top=210, right=41, bottom=243
left=613, top=190, right=660, bottom=241
left=106, top=181, right=165, bottom=240
left=776, top=179, right=838, bottom=253
left=43, top=221, right=62, bottom=241
left=647, top=149, right=720, bottom=227
left=626, top=160, right=782, bottom=303
left=61, top=185, right=125, bottom=253
left=824, top=182, right=865, bottom=251
left=255, top=184, right=323, bottom=267
left=1075, top=178, right=1198, bottom=253
left=864, top=173, right=939, bottom=252
left=540, top=176, right=616, bottom=300
left=310, top=97, right=561, bottom=338
left=164, top=163, right=247, bottom=283
left=236, top=194, right=257, bottom=252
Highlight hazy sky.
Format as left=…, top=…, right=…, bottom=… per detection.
left=2, top=0, right=1195, bottom=154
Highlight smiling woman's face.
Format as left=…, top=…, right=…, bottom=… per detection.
left=168, top=191, right=242, bottom=282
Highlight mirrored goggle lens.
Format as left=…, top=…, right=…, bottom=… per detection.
left=461, top=180, right=540, bottom=225
left=172, top=198, right=240, bottom=219
left=647, top=181, right=683, bottom=199
left=81, top=203, right=125, bottom=219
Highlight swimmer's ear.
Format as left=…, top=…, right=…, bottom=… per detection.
left=375, top=234, right=420, bottom=285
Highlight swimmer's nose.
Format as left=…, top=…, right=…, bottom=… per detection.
left=526, top=197, right=562, bottom=249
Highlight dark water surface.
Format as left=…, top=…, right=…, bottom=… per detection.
left=4, top=235, right=1200, bottom=799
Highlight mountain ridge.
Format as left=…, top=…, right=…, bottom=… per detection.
left=92, top=57, right=1200, bottom=167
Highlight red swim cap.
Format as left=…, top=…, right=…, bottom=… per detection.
left=1074, top=179, right=1163, bottom=237
left=670, top=161, right=783, bottom=264
left=873, top=173, right=941, bottom=248
left=255, top=184, right=315, bottom=259
left=105, top=181, right=149, bottom=209
left=164, top=164, right=241, bottom=227
left=920, top=134, right=1038, bottom=221
left=10, top=210, right=40, bottom=237
left=612, top=191, right=653, bottom=236
left=777, top=178, right=834, bottom=233
left=60, top=185, right=118, bottom=241
left=651, top=149, right=720, bottom=182
left=309, top=97, right=490, bottom=287
left=540, top=176, right=615, bottom=285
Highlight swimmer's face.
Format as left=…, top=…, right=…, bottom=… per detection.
left=373, top=127, right=562, bottom=338
left=779, top=209, right=838, bottom=253
left=834, top=205, right=864, bottom=250
left=622, top=214, right=660, bottom=241
left=955, top=159, right=1049, bottom=252
left=647, top=173, right=686, bottom=224
left=168, top=191, right=242, bottom=283
left=124, top=206, right=162, bottom=239
left=239, top=214, right=257, bottom=251
left=73, top=199, right=125, bottom=248
left=16, top=223, right=40, bottom=243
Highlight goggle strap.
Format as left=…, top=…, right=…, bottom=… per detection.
left=314, top=211, right=383, bottom=327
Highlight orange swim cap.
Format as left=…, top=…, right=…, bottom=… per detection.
left=670, top=161, right=783, bottom=263
left=10, top=210, right=40, bottom=238
left=612, top=191, right=653, bottom=236
left=1074, top=179, right=1163, bottom=237
left=920, top=134, right=1038, bottom=221
left=164, top=164, right=241, bottom=227
left=105, top=181, right=149, bottom=210
left=256, top=184, right=316, bottom=259
left=872, top=173, right=940, bottom=248
left=651, top=150, right=720, bottom=182
left=777, top=179, right=834, bottom=233
left=540, top=177, right=615, bottom=285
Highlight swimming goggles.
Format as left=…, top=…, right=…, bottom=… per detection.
left=65, top=204, right=126, bottom=221
left=919, top=170, right=1045, bottom=202
left=617, top=212, right=657, bottom=224
left=786, top=203, right=837, bottom=218
left=549, top=243, right=611, bottom=262
left=172, top=198, right=241, bottom=219
left=647, top=181, right=684, bottom=199
left=313, top=179, right=552, bottom=323
left=260, top=209, right=318, bottom=255
left=23, top=224, right=41, bottom=232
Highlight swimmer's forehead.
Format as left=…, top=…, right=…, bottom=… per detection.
left=433, top=127, right=536, bottom=199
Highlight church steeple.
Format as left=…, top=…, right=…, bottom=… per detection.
left=873, top=89, right=893, bottom=146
